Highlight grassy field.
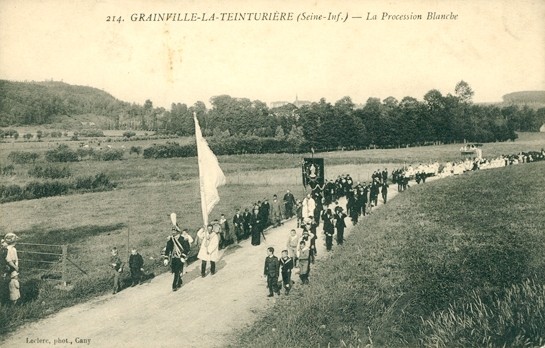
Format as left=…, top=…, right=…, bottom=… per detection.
left=0, top=132, right=544, bottom=337
left=234, top=161, right=545, bottom=347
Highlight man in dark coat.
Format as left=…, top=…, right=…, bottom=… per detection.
left=260, top=199, right=271, bottom=228
left=264, top=247, right=280, bottom=297
left=322, top=208, right=335, bottom=251
left=335, top=208, right=347, bottom=245
left=165, top=227, right=191, bottom=291
left=381, top=182, right=389, bottom=204
left=233, top=209, right=244, bottom=242
left=283, top=190, right=296, bottom=219
left=242, top=208, right=252, bottom=239
left=250, top=206, right=262, bottom=246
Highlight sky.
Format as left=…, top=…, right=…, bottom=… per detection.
left=1, top=0, right=544, bottom=109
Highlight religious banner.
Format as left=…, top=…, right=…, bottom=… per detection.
left=302, top=158, right=324, bottom=189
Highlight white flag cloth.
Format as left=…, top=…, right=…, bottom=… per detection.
left=194, top=114, right=226, bottom=226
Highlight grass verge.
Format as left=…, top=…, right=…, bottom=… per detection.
left=233, top=161, right=545, bottom=347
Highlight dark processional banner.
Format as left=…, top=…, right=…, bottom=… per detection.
left=302, top=158, right=324, bottom=189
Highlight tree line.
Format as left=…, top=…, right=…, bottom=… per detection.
left=2, top=80, right=545, bottom=149
left=163, top=82, right=544, bottom=149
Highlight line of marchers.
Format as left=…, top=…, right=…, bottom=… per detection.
left=367, top=11, right=458, bottom=20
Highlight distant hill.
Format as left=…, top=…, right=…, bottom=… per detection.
left=502, top=91, right=545, bottom=105
left=0, top=80, right=146, bottom=128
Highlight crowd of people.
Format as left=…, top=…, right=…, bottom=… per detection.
left=101, top=147, right=545, bottom=296
left=391, top=149, right=545, bottom=190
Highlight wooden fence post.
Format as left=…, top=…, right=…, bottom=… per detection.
left=61, top=245, right=68, bottom=286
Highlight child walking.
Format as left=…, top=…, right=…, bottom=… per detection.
left=263, top=247, right=280, bottom=297
left=279, top=250, right=294, bottom=295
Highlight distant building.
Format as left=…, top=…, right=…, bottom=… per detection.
left=81, top=121, right=96, bottom=127
left=540, top=123, right=545, bottom=132
left=270, top=95, right=311, bottom=109
left=293, top=95, right=311, bottom=108
left=270, top=101, right=290, bottom=108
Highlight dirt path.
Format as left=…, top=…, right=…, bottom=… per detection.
left=2, top=188, right=401, bottom=348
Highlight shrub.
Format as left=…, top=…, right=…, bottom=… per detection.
left=93, top=149, right=124, bottom=161
left=28, top=165, right=71, bottom=179
left=23, top=180, right=70, bottom=199
left=78, top=129, right=105, bottom=137
left=123, top=131, right=136, bottom=138
left=1, top=129, right=19, bottom=139
left=1, top=164, right=16, bottom=176
left=143, top=142, right=196, bottom=159
left=129, top=146, right=142, bottom=156
left=73, top=173, right=115, bottom=191
left=141, top=136, right=308, bottom=159
left=7, top=151, right=40, bottom=164
left=76, top=147, right=95, bottom=159
left=0, top=184, right=23, bottom=202
left=46, top=144, right=79, bottom=162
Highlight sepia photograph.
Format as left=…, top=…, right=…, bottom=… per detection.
left=1, top=0, right=545, bottom=347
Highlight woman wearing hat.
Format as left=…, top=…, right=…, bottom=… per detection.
left=4, top=233, right=19, bottom=276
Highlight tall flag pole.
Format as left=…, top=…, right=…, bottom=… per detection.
left=193, top=112, right=226, bottom=226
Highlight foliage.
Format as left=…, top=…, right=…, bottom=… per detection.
left=123, top=131, right=136, bottom=138
left=91, top=148, right=124, bottom=161
left=0, top=173, right=115, bottom=203
left=7, top=151, right=40, bottom=164
left=142, top=136, right=309, bottom=159
left=0, top=129, right=19, bottom=139
left=78, top=129, right=105, bottom=137
left=0, top=80, right=136, bottom=127
left=45, top=144, right=79, bottom=162
left=28, top=165, right=71, bottom=179
left=23, top=180, right=70, bottom=199
left=1, top=164, right=15, bottom=176
left=73, top=173, right=116, bottom=191
left=129, top=146, right=142, bottom=156
left=503, top=91, right=545, bottom=104
left=143, top=142, right=196, bottom=159
left=2, top=80, right=544, bottom=149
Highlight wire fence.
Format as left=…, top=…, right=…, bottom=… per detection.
left=17, top=242, right=85, bottom=286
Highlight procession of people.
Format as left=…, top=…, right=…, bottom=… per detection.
left=3, top=148, right=544, bottom=302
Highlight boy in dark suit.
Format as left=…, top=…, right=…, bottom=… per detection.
left=263, top=247, right=280, bottom=297
left=279, top=250, right=294, bottom=295
left=128, top=247, right=144, bottom=286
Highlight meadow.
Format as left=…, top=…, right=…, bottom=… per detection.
left=0, top=132, right=544, bottom=338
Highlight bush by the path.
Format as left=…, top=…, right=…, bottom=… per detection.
left=235, top=161, right=545, bottom=347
